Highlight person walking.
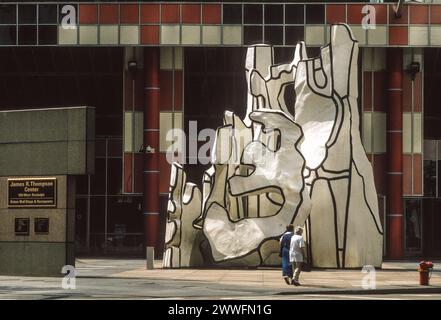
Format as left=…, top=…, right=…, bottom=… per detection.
left=279, top=224, right=294, bottom=285
left=290, top=226, right=306, bottom=286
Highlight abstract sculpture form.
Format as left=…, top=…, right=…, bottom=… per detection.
left=163, top=24, right=383, bottom=269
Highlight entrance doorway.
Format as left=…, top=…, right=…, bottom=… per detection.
left=422, top=199, right=441, bottom=257
left=404, top=198, right=423, bottom=256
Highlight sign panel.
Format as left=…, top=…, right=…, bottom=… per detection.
left=8, top=178, right=57, bottom=208
left=35, top=218, right=50, bottom=234
left=15, top=218, right=30, bottom=236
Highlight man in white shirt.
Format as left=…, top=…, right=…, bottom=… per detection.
left=290, top=226, right=306, bottom=286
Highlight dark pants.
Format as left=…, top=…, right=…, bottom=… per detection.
left=281, top=247, right=293, bottom=278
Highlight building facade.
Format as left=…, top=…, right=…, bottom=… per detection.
left=1, top=1, right=441, bottom=260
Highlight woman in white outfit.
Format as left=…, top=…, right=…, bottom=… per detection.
left=289, top=226, right=306, bottom=286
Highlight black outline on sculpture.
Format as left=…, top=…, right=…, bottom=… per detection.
left=163, top=24, right=383, bottom=269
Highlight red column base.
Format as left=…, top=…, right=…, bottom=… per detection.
left=387, top=215, right=404, bottom=259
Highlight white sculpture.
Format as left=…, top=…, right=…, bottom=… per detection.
left=202, top=110, right=311, bottom=265
left=163, top=163, right=204, bottom=267
left=291, top=25, right=383, bottom=268
left=163, top=24, right=383, bottom=269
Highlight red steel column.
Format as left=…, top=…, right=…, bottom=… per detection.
left=386, top=48, right=404, bottom=259
left=143, top=48, right=160, bottom=250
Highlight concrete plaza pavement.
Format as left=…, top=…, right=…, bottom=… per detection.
left=0, top=258, right=440, bottom=299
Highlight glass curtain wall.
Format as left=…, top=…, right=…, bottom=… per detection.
left=0, top=46, right=143, bottom=255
